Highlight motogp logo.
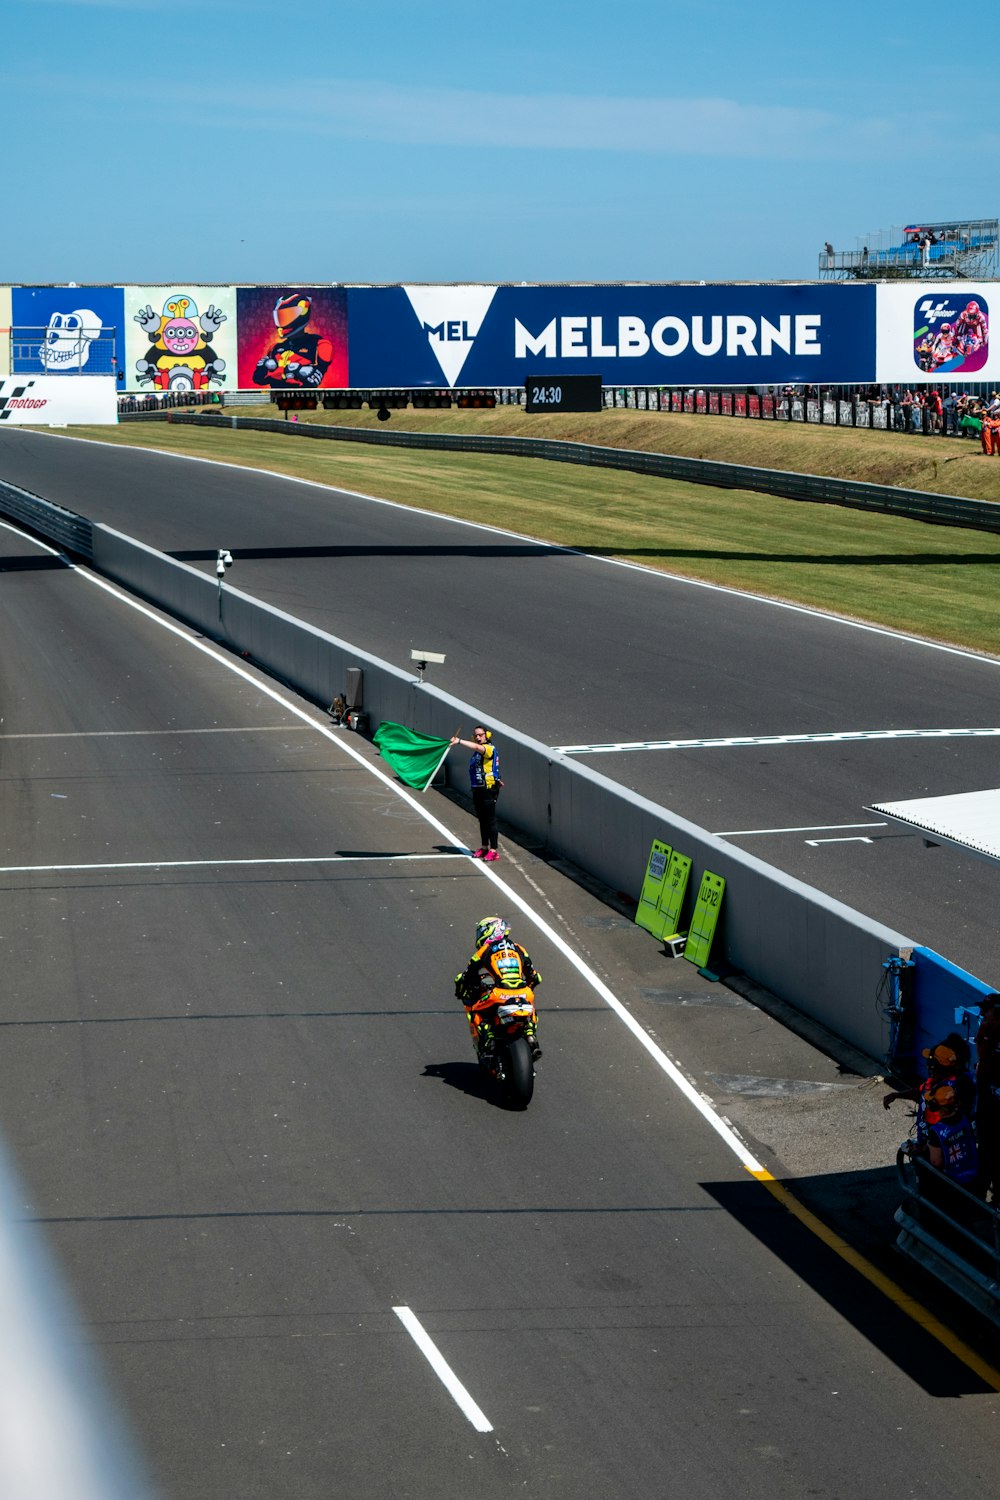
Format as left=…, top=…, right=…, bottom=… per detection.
left=914, top=294, right=989, bottom=376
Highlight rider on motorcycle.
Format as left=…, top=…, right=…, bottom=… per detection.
left=456, top=916, right=542, bottom=1060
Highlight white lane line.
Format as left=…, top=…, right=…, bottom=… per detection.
left=557, top=728, right=1000, bottom=755
left=25, top=528, right=767, bottom=1175
left=717, top=821, right=888, bottom=837
left=805, top=836, right=874, bottom=846
left=392, top=1306, right=493, bottom=1433
left=0, top=726, right=308, bottom=740
left=0, top=855, right=456, bottom=875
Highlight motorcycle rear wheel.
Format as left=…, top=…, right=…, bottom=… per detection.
left=502, top=1035, right=534, bottom=1110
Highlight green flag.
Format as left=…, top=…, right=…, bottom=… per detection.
left=373, top=721, right=452, bottom=791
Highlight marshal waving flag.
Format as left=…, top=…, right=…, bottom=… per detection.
left=373, top=721, right=452, bottom=792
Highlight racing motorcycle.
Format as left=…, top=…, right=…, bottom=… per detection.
left=467, top=987, right=538, bottom=1109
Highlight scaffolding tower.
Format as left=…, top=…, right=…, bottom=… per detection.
left=818, top=218, right=999, bottom=281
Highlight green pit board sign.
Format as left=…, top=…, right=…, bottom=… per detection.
left=635, top=842, right=693, bottom=942
left=635, top=840, right=672, bottom=937
left=658, top=851, right=693, bottom=941
left=683, top=871, right=726, bottom=970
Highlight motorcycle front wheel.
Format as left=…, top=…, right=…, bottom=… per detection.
left=502, top=1035, right=534, bottom=1110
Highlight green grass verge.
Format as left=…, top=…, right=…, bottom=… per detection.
left=65, top=408, right=1000, bottom=656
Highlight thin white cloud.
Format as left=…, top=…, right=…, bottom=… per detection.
left=6, top=71, right=928, bottom=158
left=13, top=0, right=257, bottom=8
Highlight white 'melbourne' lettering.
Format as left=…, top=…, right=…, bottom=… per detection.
left=795, top=315, right=822, bottom=355
left=619, top=316, right=649, bottom=357
left=590, top=317, right=616, bottom=358
left=691, top=316, right=723, bottom=356
left=515, top=318, right=557, bottom=358
left=651, top=316, right=689, bottom=357
left=727, top=316, right=757, bottom=356
left=512, top=310, right=824, bottom=361
left=759, top=315, right=791, bottom=356
left=561, top=316, right=588, bottom=356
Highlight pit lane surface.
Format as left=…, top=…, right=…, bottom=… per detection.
left=3, top=428, right=1000, bottom=998
left=5, top=519, right=1000, bottom=1497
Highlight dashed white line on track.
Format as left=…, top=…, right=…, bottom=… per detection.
left=392, top=1306, right=493, bottom=1433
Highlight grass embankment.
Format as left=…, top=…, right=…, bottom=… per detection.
left=67, top=406, right=1000, bottom=656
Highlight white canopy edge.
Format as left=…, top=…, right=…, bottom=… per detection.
left=867, top=788, right=1000, bottom=866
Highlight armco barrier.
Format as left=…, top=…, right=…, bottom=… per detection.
left=0, top=476, right=94, bottom=558
left=90, top=520, right=908, bottom=1063
left=154, top=413, right=1000, bottom=535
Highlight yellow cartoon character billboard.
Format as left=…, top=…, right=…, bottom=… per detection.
left=130, top=289, right=236, bottom=392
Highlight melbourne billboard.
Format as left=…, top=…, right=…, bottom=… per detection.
left=346, top=283, right=878, bottom=388
left=4, top=281, right=998, bottom=389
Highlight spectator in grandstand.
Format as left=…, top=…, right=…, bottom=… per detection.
left=928, top=389, right=943, bottom=434
left=912, top=390, right=927, bottom=433
left=943, top=390, right=958, bottom=433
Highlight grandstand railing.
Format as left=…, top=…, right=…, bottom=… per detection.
left=10, top=327, right=119, bottom=377
left=819, top=218, right=998, bottom=281
left=895, top=1146, right=1000, bottom=1327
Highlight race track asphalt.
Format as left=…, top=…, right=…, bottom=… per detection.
left=1, top=427, right=998, bottom=991
left=3, top=513, right=999, bottom=1499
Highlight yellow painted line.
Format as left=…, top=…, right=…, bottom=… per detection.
left=748, top=1167, right=1000, bottom=1392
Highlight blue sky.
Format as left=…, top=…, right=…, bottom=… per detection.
left=4, top=0, right=995, bottom=286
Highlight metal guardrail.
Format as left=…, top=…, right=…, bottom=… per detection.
left=152, top=412, right=1000, bottom=536
left=895, top=1145, right=1000, bottom=1325
left=0, top=479, right=93, bottom=559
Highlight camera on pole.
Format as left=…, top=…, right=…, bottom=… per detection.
left=216, top=549, right=234, bottom=578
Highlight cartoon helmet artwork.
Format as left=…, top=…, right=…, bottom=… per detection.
left=160, top=295, right=201, bottom=355
left=273, top=293, right=312, bottom=338
left=476, top=917, right=509, bottom=948
left=966, top=301, right=980, bottom=314
left=941, top=323, right=953, bottom=333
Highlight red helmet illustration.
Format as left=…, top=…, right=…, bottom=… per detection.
left=273, top=293, right=312, bottom=337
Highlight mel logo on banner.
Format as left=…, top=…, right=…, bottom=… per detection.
left=403, top=286, right=497, bottom=387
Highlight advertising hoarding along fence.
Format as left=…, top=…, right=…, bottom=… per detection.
left=347, top=283, right=877, bottom=389
left=2, top=282, right=996, bottom=390
left=0, top=376, right=117, bottom=426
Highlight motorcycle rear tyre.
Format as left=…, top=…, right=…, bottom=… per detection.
left=503, top=1035, right=534, bottom=1110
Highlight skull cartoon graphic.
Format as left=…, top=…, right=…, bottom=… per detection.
left=39, top=309, right=101, bottom=371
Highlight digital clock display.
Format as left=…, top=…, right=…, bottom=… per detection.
left=524, top=374, right=603, bottom=413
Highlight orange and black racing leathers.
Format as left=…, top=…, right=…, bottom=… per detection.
left=455, top=935, right=541, bottom=1054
